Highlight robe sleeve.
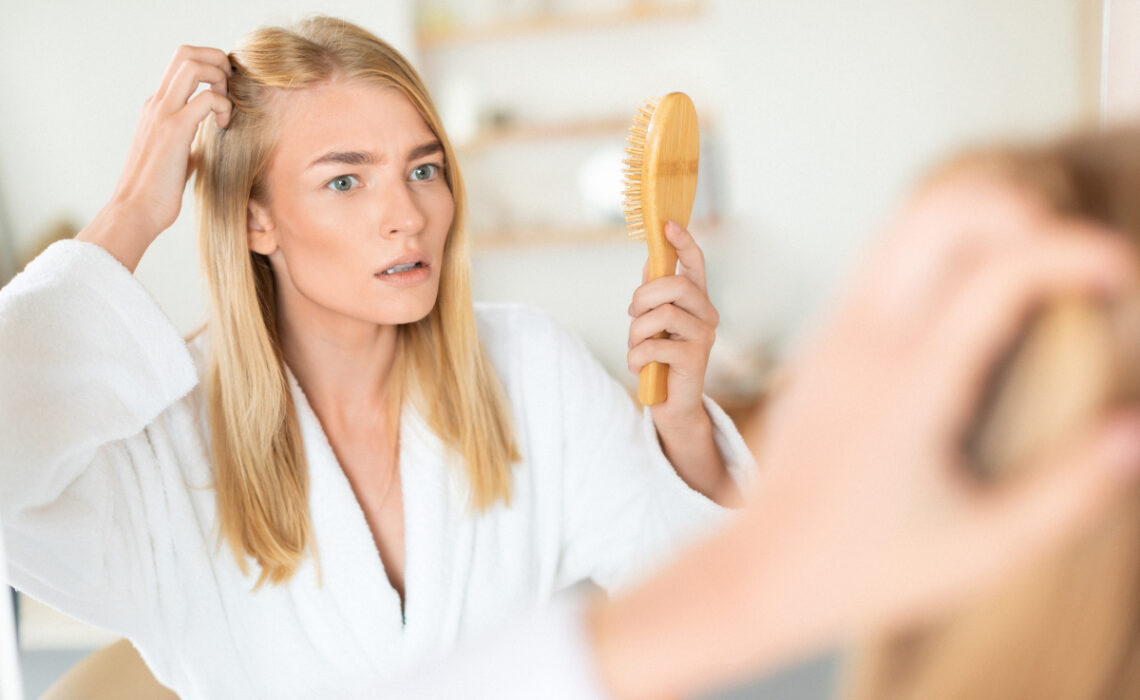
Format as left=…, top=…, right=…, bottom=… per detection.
left=549, top=314, right=756, bottom=593
left=0, top=240, right=198, bottom=637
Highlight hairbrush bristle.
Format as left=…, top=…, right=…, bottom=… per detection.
left=622, top=97, right=659, bottom=241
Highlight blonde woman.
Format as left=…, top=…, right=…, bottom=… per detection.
left=0, top=16, right=753, bottom=699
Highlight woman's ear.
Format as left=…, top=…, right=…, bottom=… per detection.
left=247, top=200, right=278, bottom=255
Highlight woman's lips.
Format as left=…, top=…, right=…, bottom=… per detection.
left=375, top=262, right=431, bottom=287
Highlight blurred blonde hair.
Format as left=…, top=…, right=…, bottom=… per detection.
left=194, top=16, right=519, bottom=587
left=845, top=127, right=1140, bottom=700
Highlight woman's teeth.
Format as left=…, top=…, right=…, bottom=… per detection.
left=382, top=262, right=422, bottom=275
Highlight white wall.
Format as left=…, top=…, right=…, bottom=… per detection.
left=0, top=0, right=415, bottom=333
left=706, top=0, right=1089, bottom=357
left=0, top=0, right=1091, bottom=377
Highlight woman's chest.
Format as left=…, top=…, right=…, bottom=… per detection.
left=331, top=433, right=408, bottom=602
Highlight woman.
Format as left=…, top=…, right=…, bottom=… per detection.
left=0, top=16, right=752, bottom=698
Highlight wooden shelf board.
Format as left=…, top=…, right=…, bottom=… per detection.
left=457, top=116, right=632, bottom=151
left=418, top=1, right=701, bottom=49
left=469, top=217, right=720, bottom=251
left=471, top=223, right=630, bottom=250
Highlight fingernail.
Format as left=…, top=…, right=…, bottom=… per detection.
left=628, top=304, right=634, bottom=316
left=666, top=221, right=682, bottom=237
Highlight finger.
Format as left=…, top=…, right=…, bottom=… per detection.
left=180, top=88, right=234, bottom=131
left=629, top=303, right=713, bottom=349
left=627, top=338, right=704, bottom=376
left=921, top=223, right=1137, bottom=429
left=664, top=221, right=708, bottom=293
left=854, top=176, right=1057, bottom=329
left=157, top=45, right=233, bottom=89
left=158, top=59, right=229, bottom=114
left=629, top=275, right=718, bottom=325
left=966, top=410, right=1140, bottom=587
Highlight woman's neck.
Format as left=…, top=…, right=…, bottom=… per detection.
left=278, top=310, right=399, bottom=430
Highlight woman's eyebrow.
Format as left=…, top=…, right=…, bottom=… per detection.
left=408, top=140, right=443, bottom=160
left=306, top=150, right=378, bottom=169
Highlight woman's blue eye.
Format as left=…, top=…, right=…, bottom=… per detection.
left=410, top=164, right=439, bottom=181
left=326, top=175, right=359, bottom=192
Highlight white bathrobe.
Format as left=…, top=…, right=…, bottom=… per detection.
left=0, top=240, right=755, bottom=699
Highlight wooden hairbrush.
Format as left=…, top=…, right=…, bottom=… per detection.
left=969, top=293, right=1140, bottom=477
left=622, top=92, right=701, bottom=406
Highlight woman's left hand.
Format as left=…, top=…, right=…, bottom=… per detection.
left=627, top=221, right=719, bottom=432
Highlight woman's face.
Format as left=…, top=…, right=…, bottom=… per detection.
left=247, top=78, right=454, bottom=333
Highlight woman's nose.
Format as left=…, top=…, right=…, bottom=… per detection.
left=381, top=181, right=426, bottom=237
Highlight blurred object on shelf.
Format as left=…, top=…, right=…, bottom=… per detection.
left=578, top=142, right=627, bottom=226
left=705, top=335, right=773, bottom=404
left=704, top=334, right=778, bottom=452
left=436, top=75, right=481, bottom=145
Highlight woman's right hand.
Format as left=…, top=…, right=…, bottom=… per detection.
left=77, top=45, right=233, bottom=272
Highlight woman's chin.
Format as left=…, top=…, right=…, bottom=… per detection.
left=368, top=297, right=438, bottom=327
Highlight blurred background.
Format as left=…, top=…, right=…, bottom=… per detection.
left=0, top=0, right=1115, bottom=697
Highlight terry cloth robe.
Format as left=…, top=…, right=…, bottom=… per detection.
left=0, top=240, right=756, bottom=699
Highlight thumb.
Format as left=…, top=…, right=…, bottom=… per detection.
left=973, top=409, right=1140, bottom=577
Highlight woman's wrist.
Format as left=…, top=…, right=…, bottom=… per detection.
left=654, top=408, right=740, bottom=506
left=75, top=200, right=161, bottom=273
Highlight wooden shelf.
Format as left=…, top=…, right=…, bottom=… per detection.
left=456, top=116, right=632, bottom=152
left=418, top=1, right=701, bottom=49
left=456, top=113, right=715, bottom=152
left=471, top=223, right=629, bottom=250
left=469, top=217, right=720, bottom=250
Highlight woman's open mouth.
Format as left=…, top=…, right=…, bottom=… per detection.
left=380, top=262, right=425, bottom=275
left=375, top=260, right=431, bottom=286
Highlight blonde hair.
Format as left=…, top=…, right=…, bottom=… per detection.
left=194, top=16, right=519, bottom=587
left=845, top=127, right=1140, bottom=700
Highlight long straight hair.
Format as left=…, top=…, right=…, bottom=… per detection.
left=194, top=16, right=519, bottom=587
left=845, top=127, right=1140, bottom=700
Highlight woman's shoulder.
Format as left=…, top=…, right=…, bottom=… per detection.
left=472, top=302, right=611, bottom=396
left=472, top=302, right=590, bottom=365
